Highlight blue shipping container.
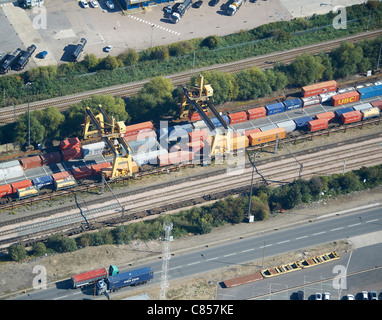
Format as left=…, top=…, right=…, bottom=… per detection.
left=335, top=107, right=354, bottom=118
left=358, top=84, right=382, bottom=99
left=211, top=115, right=230, bottom=128
left=283, top=98, right=302, bottom=111
left=107, top=267, right=153, bottom=290
left=265, top=102, right=285, bottom=115
left=32, top=175, right=53, bottom=189
left=294, top=116, right=313, bottom=128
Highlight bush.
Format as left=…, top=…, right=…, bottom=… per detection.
left=201, top=35, right=220, bottom=49
left=32, top=242, right=47, bottom=257
left=8, top=244, right=27, bottom=261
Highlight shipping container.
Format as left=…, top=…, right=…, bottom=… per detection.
left=32, top=175, right=54, bottom=189
left=341, top=111, right=362, bottom=124
left=308, top=118, right=328, bottom=132
left=352, top=103, right=373, bottom=111
left=91, top=162, right=112, bottom=175
left=248, top=128, right=286, bottom=146
left=157, top=151, right=194, bottom=166
left=301, top=95, right=321, bottom=107
left=211, top=115, right=230, bottom=128
left=358, top=84, right=382, bottom=99
left=276, top=120, right=296, bottom=133
left=301, top=80, right=337, bottom=97
left=123, top=121, right=153, bottom=137
left=55, top=176, right=77, bottom=191
left=259, top=124, right=278, bottom=132
left=331, top=91, right=360, bottom=106
left=337, top=86, right=355, bottom=94
left=133, top=149, right=168, bottom=166
left=71, top=267, right=108, bottom=289
left=188, top=110, right=209, bottom=122
left=0, top=165, right=24, bottom=181
left=0, top=160, right=21, bottom=169
left=17, top=185, right=39, bottom=200
left=20, top=156, right=42, bottom=170
left=11, top=179, right=32, bottom=194
left=192, top=120, right=208, bottom=129
left=71, top=166, right=93, bottom=180
left=40, top=151, right=62, bottom=165
left=225, top=135, right=249, bottom=150
left=294, top=116, right=313, bottom=128
left=335, top=107, right=354, bottom=118
left=125, top=129, right=156, bottom=143
left=52, top=171, right=71, bottom=182
left=0, top=184, right=12, bottom=198
left=62, top=147, right=82, bottom=161
left=319, top=91, right=337, bottom=103
left=361, top=107, right=380, bottom=119
left=223, top=272, right=263, bottom=288
left=246, top=107, right=266, bottom=120
left=283, top=98, right=302, bottom=111
left=81, top=142, right=105, bottom=157
left=228, top=111, right=247, bottom=124
left=60, top=137, right=81, bottom=150
left=265, top=102, right=285, bottom=115
left=189, top=129, right=208, bottom=142
left=315, top=111, right=335, bottom=123
left=370, top=100, right=382, bottom=111
left=244, top=128, right=261, bottom=137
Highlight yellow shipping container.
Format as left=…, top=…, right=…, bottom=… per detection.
left=362, top=107, right=380, bottom=119
left=248, top=128, right=286, bottom=146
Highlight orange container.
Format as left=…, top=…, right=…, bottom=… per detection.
left=308, top=119, right=328, bottom=132
left=341, top=111, right=362, bottom=124
left=91, top=162, right=112, bottom=175
left=71, top=166, right=93, bottom=180
left=52, top=171, right=71, bottom=181
left=315, top=111, right=335, bottom=123
left=331, top=91, right=360, bottom=106
left=248, top=128, right=286, bottom=146
left=301, top=80, right=337, bottom=97
left=246, top=107, right=266, bottom=120
left=0, top=184, right=12, bottom=198
left=228, top=111, right=247, bottom=124
left=123, top=121, right=153, bottom=137
left=11, top=179, right=32, bottom=193
left=20, top=155, right=42, bottom=170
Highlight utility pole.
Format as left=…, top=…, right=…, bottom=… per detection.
left=247, top=152, right=259, bottom=223
left=160, top=221, right=173, bottom=300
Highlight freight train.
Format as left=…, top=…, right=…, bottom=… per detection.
left=0, top=79, right=381, bottom=204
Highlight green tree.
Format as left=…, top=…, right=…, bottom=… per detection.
left=9, top=244, right=27, bottom=261
left=289, top=53, right=324, bottom=86
left=331, top=42, right=364, bottom=78
left=58, top=237, right=77, bottom=253
left=201, top=35, right=220, bottom=49
left=14, top=113, right=45, bottom=145
left=83, top=53, right=100, bottom=71
left=102, top=55, right=119, bottom=70
left=34, top=106, right=65, bottom=140
left=118, top=49, right=139, bottom=66
left=32, top=242, right=47, bottom=257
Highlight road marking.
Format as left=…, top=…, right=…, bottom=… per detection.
left=295, top=235, right=308, bottom=240
left=187, top=261, right=201, bottom=266
left=169, top=266, right=182, bottom=270
left=366, top=219, right=379, bottom=223
left=206, top=257, right=219, bottom=261
left=277, top=240, right=290, bottom=244
left=223, top=253, right=236, bottom=257
left=313, top=231, right=326, bottom=236
left=53, top=295, right=67, bottom=300
left=241, top=248, right=255, bottom=253
left=331, top=227, right=343, bottom=231
left=348, top=223, right=361, bottom=228
left=260, top=244, right=272, bottom=248
left=128, top=15, right=181, bottom=36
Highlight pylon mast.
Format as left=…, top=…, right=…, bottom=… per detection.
left=160, top=221, right=173, bottom=300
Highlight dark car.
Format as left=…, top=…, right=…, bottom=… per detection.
left=209, top=0, right=219, bottom=6
left=38, top=51, right=48, bottom=59
left=193, top=0, right=203, bottom=8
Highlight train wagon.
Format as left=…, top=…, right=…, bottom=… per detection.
left=32, top=175, right=54, bottom=189
left=265, top=102, right=285, bottom=115
left=248, top=128, right=286, bottom=146
left=283, top=98, right=302, bottom=111
left=17, top=185, right=39, bottom=200
left=301, top=80, right=337, bottom=97
left=228, top=111, right=247, bottom=124
left=301, top=95, right=320, bottom=107
left=315, top=111, right=335, bottom=123
left=361, top=107, right=380, bottom=119
left=294, top=116, right=313, bottom=129
left=11, top=180, right=32, bottom=194
left=370, top=100, right=382, bottom=111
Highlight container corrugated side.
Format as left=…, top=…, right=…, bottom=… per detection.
left=0, top=165, right=24, bottom=181
left=265, top=102, right=285, bottom=115
left=352, top=103, right=373, bottom=111
left=247, top=107, right=266, bottom=119
left=341, top=111, right=362, bottom=124
left=32, top=175, right=54, bottom=188
left=331, top=91, right=360, bottom=106
left=371, top=100, right=382, bottom=110
left=0, top=160, right=21, bottom=169
left=20, top=156, right=42, bottom=170
left=294, top=116, right=313, bottom=128
left=283, top=98, right=302, bottom=111
left=308, top=119, right=328, bottom=132
left=276, top=120, right=296, bottom=132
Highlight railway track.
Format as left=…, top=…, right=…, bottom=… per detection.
left=1, top=29, right=382, bottom=124
left=1, top=132, right=382, bottom=250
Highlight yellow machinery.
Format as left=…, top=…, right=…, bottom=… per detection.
left=179, top=74, right=213, bottom=120
left=83, top=105, right=135, bottom=179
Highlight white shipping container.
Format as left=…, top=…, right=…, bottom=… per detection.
left=301, top=95, right=321, bottom=107
left=319, top=91, right=337, bottom=103
left=259, top=124, right=277, bottom=132
left=276, top=120, right=296, bottom=133
left=82, top=142, right=105, bottom=157
left=337, top=86, right=355, bottom=94
left=0, top=165, right=24, bottom=181
left=352, top=103, right=373, bottom=111
left=0, top=160, right=21, bottom=169
left=133, top=149, right=168, bottom=166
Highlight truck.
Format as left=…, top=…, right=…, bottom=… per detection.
left=71, top=38, right=87, bottom=62
left=226, top=0, right=245, bottom=15
left=170, top=0, right=192, bottom=24
left=96, top=267, right=153, bottom=295
left=71, top=265, right=119, bottom=289
left=0, top=48, right=22, bottom=74
left=14, top=44, right=36, bottom=71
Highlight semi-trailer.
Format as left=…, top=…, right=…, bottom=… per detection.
left=226, top=0, right=246, bottom=15
left=71, top=265, right=119, bottom=289
left=14, top=44, right=36, bottom=70
left=0, top=48, right=22, bottom=74
left=71, top=38, right=87, bottom=62
left=170, top=0, right=192, bottom=23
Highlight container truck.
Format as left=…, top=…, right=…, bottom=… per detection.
left=71, top=38, right=87, bottom=62
left=96, top=267, right=153, bottom=295
left=14, top=44, right=36, bottom=70
left=170, top=0, right=192, bottom=23
left=0, top=48, right=22, bottom=74
left=227, top=0, right=246, bottom=16
left=71, top=265, right=119, bottom=289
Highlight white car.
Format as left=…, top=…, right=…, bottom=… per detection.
left=80, top=0, right=89, bottom=8
left=105, top=0, right=114, bottom=9
left=90, top=0, right=99, bottom=7
left=104, top=45, right=113, bottom=52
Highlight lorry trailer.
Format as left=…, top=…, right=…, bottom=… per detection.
left=227, top=0, right=245, bottom=15
left=170, top=0, right=192, bottom=23
left=14, top=44, right=36, bottom=71
left=0, top=48, right=22, bottom=74
left=71, top=265, right=119, bottom=289
left=96, top=267, right=153, bottom=295
left=71, top=38, right=87, bottom=62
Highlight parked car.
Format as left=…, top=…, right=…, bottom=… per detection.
left=104, top=45, right=113, bottom=52
left=369, top=291, right=378, bottom=300
left=80, top=0, right=89, bottom=8
left=39, top=51, right=48, bottom=59
left=163, top=4, right=172, bottom=13
left=344, top=294, right=354, bottom=300
left=209, top=0, right=219, bottom=6
left=322, top=292, right=330, bottom=300
left=105, top=0, right=114, bottom=9
left=361, top=291, right=368, bottom=300
left=90, top=0, right=99, bottom=7
left=313, top=293, right=322, bottom=300
left=193, top=0, right=203, bottom=8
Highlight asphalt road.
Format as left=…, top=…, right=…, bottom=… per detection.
left=11, top=204, right=382, bottom=300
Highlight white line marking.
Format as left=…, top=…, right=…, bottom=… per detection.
left=206, top=257, right=218, bottom=261
left=53, top=295, right=67, bottom=300
left=313, top=231, right=326, bottom=236
left=348, top=223, right=361, bottom=228
left=187, top=261, right=201, bottom=266
left=169, top=266, right=182, bottom=270
left=331, top=227, right=343, bottom=231
left=241, top=248, right=255, bottom=253
left=260, top=244, right=272, bottom=248
left=223, top=253, right=236, bottom=257
left=295, top=235, right=308, bottom=240
left=277, top=240, right=290, bottom=244
left=366, top=219, right=379, bottom=223
left=128, top=15, right=180, bottom=36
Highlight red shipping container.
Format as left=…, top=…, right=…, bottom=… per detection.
left=52, top=171, right=71, bottom=181
left=244, top=128, right=261, bottom=137
left=62, top=147, right=82, bottom=161
left=188, top=110, right=209, bottom=122
left=124, top=129, right=156, bottom=142
left=20, top=155, right=42, bottom=170
left=71, top=166, right=93, bottom=180
left=11, top=179, right=32, bottom=194
left=41, top=151, right=62, bottom=165
left=0, top=184, right=12, bottom=198
left=157, top=151, right=194, bottom=167
left=331, top=91, right=360, bottom=106
left=60, top=137, right=81, bottom=150
left=246, top=107, right=266, bottom=120
left=315, top=111, right=335, bottom=123
left=341, top=110, right=362, bottom=124
left=123, top=121, right=153, bottom=137
left=228, top=111, right=247, bottom=124
left=91, top=162, right=112, bottom=175
left=189, top=129, right=208, bottom=142
left=301, top=80, right=337, bottom=97
left=308, top=119, right=328, bottom=132
left=371, top=100, right=382, bottom=111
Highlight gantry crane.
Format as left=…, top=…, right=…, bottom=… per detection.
left=83, top=105, right=134, bottom=179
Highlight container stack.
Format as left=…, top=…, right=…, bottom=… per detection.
left=60, top=138, right=82, bottom=161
